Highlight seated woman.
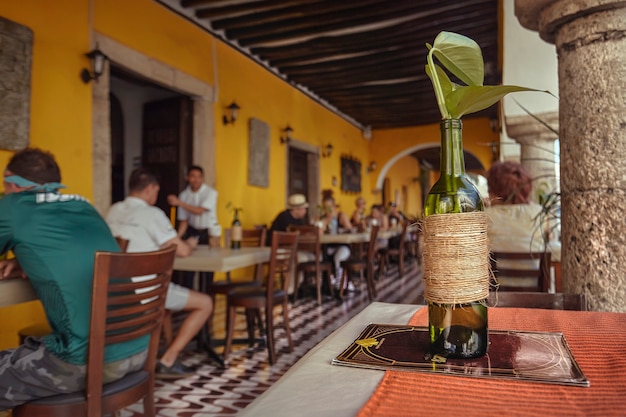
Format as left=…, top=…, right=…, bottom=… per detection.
left=367, top=204, right=390, bottom=249
left=486, top=161, right=561, bottom=289
left=350, top=197, right=367, bottom=231
left=319, top=195, right=353, bottom=289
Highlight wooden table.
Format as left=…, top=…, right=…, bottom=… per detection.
left=241, top=302, right=626, bottom=417
left=173, top=246, right=270, bottom=273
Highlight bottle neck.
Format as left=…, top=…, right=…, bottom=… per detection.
left=439, top=119, right=466, bottom=178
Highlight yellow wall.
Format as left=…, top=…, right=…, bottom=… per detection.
left=0, top=0, right=93, bottom=198
left=213, top=40, right=370, bottom=229
left=371, top=118, right=496, bottom=179
left=94, top=0, right=215, bottom=84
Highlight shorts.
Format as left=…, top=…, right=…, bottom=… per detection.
left=0, top=337, right=146, bottom=411
left=166, top=282, right=190, bottom=311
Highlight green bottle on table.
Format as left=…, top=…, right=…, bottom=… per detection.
left=231, top=208, right=242, bottom=250
left=423, top=119, right=488, bottom=359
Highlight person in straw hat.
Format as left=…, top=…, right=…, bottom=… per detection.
left=266, top=193, right=309, bottom=245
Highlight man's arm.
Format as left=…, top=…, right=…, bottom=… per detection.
left=177, top=219, right=189, bottom=238
left=161, top=235, right=199, bottom=257
left=167, top=195, right=207, bottom=216
left=0, top=258, right=26, bottom=279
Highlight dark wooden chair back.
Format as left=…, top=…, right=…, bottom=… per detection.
left=266, top=231, right=300, bottom=296
left=13, top=245, right=176, bottom=417
left=287, top=225, right=333, bottom=304
left=339, top=225, right=380, bottom=301
left=224, top=227, right=267, bottom=248
left=488, top=291, right=587, bottom=311
left=490, top=251, right=551, bottom=292
left=115, top=236, right=129, bottom=252
left=223, top=231, right=299, bottom=364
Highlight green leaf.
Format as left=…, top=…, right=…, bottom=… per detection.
left=431, top=31, right=484, bottom=86
left=446, top=85, right=547, bottom=118
left=426, top=64, right=456, bottom=100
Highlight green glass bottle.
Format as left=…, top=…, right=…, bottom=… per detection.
left=231, top=208, right=242, bottom=250
left=423, top=119, right=488, bottom=359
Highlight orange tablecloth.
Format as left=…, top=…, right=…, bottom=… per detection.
left=357, top=307, right=626, bottom=417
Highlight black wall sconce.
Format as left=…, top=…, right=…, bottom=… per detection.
left=366, top=161, right=377, bottom=173
left=222, top=101, right=240, bottom=125
left=280, top=125, right=293, bottom=144
left=321, top=143, right=333, bottom=158
left=80, top=46, right=109, bottom=83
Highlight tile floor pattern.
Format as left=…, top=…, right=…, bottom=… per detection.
left=120, top=262, right=424, bottom=416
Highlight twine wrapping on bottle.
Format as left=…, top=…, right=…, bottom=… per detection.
left=422, top=211, right=491, bottom=305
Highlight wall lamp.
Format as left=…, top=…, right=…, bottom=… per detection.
left=80, top=46, right=109, bottom=83
left=321, top=143, right=333, bottom=158
left=366, top=161, right=377, bottom=173
left=222, top=101, right=240, bottom=125
left=280, top=125, right=293, bottom=144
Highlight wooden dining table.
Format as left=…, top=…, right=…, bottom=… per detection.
left=240, top=301, right=626, bottom=417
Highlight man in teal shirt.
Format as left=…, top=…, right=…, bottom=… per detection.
left=0, top=148, right=147, bottom=410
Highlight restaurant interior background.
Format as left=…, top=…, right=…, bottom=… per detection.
left=0, top=0, right=560, bottom=348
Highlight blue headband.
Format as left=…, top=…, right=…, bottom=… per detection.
left=4, top=175, right=66, bottom=192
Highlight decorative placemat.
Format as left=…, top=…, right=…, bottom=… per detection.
left=333, top=323, right=588, bottom=387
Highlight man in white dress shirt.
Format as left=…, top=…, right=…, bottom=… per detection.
left=167, top=165, right=221, bottom=248
left=106, top=167, right=213, bottom=379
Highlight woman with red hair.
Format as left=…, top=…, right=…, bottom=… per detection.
left=486, top=161, right=561, bottom=289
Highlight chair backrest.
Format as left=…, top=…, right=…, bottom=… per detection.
left=114, top=236, right=129, bottom=252
left=266, top=231, right=299, bottom=297
left=490, top=251, right=551, bottom=292
left=366, top=225, right=381, bottom=263
left=287, top=224, right=322, bottom=257
left=488, top=291, right=587, bottom=311
left=224, top=228, right=267, bottom=248
left=87, top=245, right=176, bottom=416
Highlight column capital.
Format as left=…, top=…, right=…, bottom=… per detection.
left=505, top=111, right=559, bottom=145
left=515, top=0, right=626, bottom=43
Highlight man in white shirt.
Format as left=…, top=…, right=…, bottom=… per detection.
left=167, top=165, right=221, bottom=247
left=106, top=168, right=213, bottom=379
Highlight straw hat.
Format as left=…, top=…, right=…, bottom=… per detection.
left=287, top=194, right=309, bottom=209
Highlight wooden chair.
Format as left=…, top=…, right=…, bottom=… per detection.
left=339, top=225, right=381, bottom=301
left=223, top=231, right=299, bottom=364
left=490, top=251, right=551, bottom=292
left=287, top=224, right=333, bottom=304
left=115, top=236, right=129, bottom=252
left=488, top=291, right=587, bottom=311
left=205, top=228, right=267, bottom=345
left=13, top=245, right=176, bottom=417
left=378, top=220, right=408, bottom=277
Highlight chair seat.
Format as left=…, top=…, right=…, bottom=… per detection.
left=25, top=371, right=149, bottom=406
left=229, top=287, right=287, bottom=306
left=297, top=260, right=332, bottom=270
left=208, top=280, right=261, bottom=295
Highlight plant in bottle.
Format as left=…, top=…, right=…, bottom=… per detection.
left=422, top=31, right=549, bottom=359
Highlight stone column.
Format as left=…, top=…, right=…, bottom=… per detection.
left=91, top=64, right=111, bottom=216
left=515, top=0, right=626, bottom=312
left=505, top=112, right=559, bottom=201
left=192, top=98, right=216, bottom=187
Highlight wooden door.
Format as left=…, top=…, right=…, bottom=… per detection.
left=142, top=97, right=193, bottom=214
